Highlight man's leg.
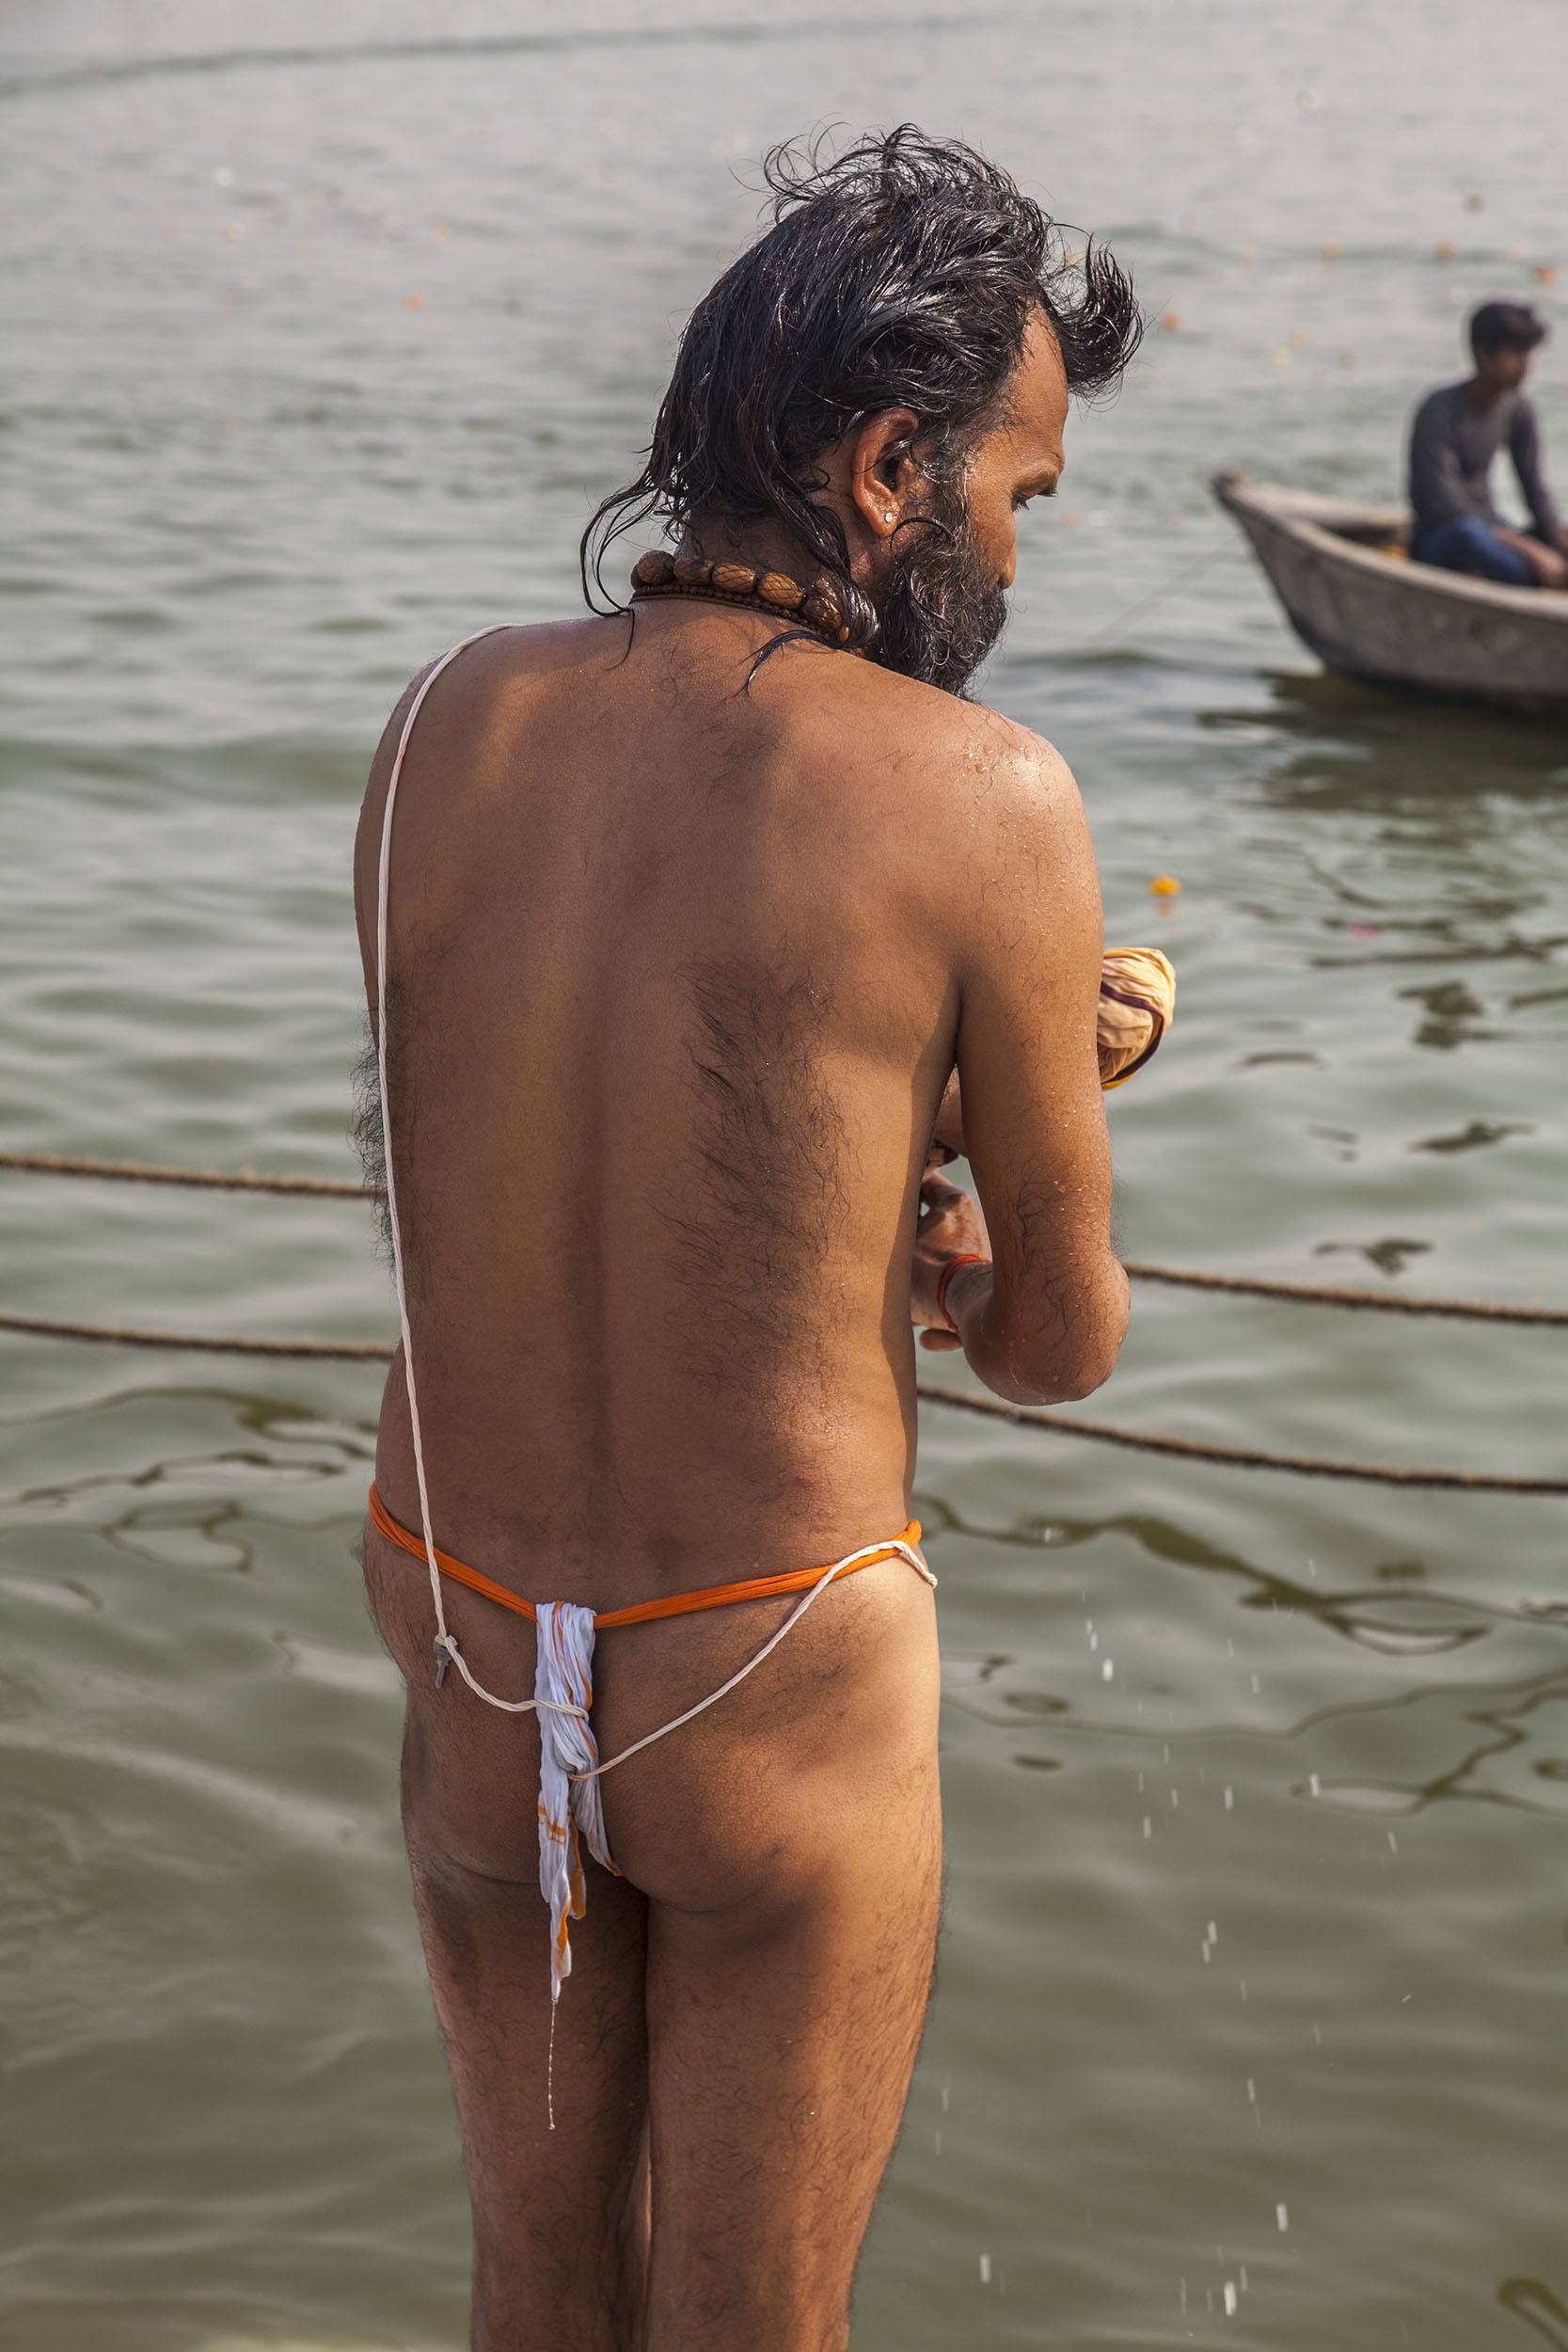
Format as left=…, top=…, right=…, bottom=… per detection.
left=615, top=1586, right=945, bottom=2352
left=1411, top=514, right=1535, bottom=585
left=641, top=1818, right=942, bottom=2350
left=368, top=1539, right=653, bottom=2350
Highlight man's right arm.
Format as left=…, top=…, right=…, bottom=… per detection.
left=930, top=724, right=1129, bottom=1406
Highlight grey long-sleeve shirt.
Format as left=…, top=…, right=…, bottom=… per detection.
left=1407, top=379, right=1560, bottom=539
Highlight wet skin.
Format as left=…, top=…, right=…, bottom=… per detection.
left=355, top=306, right=1127, bottom=2351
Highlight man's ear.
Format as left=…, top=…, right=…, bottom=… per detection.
left=848, top=407, right=922, bottom=540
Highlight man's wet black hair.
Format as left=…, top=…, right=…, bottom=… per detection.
left=581, top=125, right=1143, bottom=656
left=1469, top=299, right=1549, bottom=358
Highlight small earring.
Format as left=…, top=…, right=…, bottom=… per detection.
left=883, top=510, right=896, bottom=525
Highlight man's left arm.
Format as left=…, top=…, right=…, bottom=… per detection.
left=1509, top=400, right=1566, bottom=549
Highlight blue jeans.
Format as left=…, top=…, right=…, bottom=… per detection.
left=1409, top=514, right=1535, bottom=587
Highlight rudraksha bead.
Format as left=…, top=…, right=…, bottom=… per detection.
left=628, top=550, right=859, bottom=656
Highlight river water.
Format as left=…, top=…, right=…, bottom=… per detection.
left=2, top=5, right=1565, bottom=2346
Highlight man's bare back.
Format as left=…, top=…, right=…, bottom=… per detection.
left=353, top=128, right=1140, bottom=2349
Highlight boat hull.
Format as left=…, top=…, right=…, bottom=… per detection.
left=1213, top=474, right=1568, bottom=717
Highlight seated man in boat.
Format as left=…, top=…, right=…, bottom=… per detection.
left=1407, top=301, right=1568, bottom=589
left=354, top=129, right=1147, bottom=2351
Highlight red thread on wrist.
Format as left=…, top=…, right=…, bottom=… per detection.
left=936, top=1253, right=990, bottom=1332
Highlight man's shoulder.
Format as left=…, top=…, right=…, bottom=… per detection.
left=794, top=658, right=1074, bottom=808
left=1412, top=380, right=1465, bottom=429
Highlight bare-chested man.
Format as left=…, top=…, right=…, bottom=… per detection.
left=354, top=127, right=1141, bottom=2350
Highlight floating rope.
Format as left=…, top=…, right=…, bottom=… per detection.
left=0, top=1309, right=389, bottom=1360
left=912, top=1379, right=1568, bottom=1497
left=0, top=1150, right=371, bottom=1199
left=0, top=1307, right=1561, bottom=1493
left=1121, top=1261, right=1567, bottom=1327
left=2, top=1152, right=1562, bottom=1326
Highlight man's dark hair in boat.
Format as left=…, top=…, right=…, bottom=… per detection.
left=1469, top=300, right=1548, bottom=360
left=581, top=125, right=1142, bottom=683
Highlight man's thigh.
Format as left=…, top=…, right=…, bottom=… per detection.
left=638, top=1725, right=944, bottom=2351
left=399, top=1693, right=655, bottom=2352
left=1416, top=515, right=1534, bottom=585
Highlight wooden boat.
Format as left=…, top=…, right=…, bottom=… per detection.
left=1212, top=472, right=1568, bottom=717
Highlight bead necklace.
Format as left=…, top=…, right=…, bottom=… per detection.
left=629, top=548, right=857, bottom=649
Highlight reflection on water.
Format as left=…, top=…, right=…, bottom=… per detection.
left=1502, top=2280, right=1568, bottom=2351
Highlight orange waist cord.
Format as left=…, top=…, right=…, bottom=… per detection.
left=366, top=1481, right=922, bottom=1628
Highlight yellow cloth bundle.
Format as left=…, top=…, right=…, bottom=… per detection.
left=1097, top=946, right=1176, bottom=1089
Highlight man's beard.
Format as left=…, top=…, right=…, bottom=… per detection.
left=870, top=484, right=1009, bottom=697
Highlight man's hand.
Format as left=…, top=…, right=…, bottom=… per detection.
left=911, top=1168, right=991, bottom=1353
left=1495, top=523, right=1568, bottom=588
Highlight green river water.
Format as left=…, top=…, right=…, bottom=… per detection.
left=2, top=4, right=1565, bottom=2344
